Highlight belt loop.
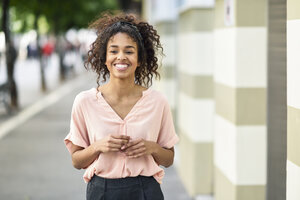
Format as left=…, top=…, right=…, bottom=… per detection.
left=104, top=178, right=107, bottom=193
left=138, top=176, right=143, bottom=187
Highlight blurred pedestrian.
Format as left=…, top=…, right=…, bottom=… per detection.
left=42, top=40, right=54, bottom=57
left=64, top=13, right=179, bottom=200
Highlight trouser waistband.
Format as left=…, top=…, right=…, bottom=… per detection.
left=91, top=175, right=155, bottom=189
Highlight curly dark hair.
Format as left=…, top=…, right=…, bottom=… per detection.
left=84, top=12, right=163, bottom=88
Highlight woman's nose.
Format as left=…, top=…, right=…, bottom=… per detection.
left=117, top=52, right=126, bottom=60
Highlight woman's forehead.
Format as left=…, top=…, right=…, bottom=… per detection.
left=108, top=33, right=137, bottom=47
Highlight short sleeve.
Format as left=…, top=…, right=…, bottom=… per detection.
left=64, top=94, right=90, bottom=153
left=157, top=99, right=179, bottom=149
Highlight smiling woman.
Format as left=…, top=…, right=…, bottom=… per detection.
left=64, top=13, right=179, bottom=200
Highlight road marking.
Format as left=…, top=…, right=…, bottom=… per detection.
left=0, top=73, right=89, bottom=140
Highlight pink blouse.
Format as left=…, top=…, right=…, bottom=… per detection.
left=64, top=88, right=179, bottom=184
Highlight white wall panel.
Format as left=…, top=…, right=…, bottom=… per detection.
left=214, top=115, right=266, bottom=185
left=178, top=32, right=214, bottom=75
left=287, top=20, right=300, bottom=109
left=214, top=27, right=267, bottom=88
left=236, top=28, right=267, bottom=88
left=236, top=125, right=267, bottom=185
left=214, top=114, right=237, bottom=183
left=161, top=35, right=176, bottom=66
left=160, top=79, right=176, bottom=109
left=287, top=160, right=300, bottom=200
left=178, top=92, right=214, bottom=142
left=214, top=28, right=236, bottom=87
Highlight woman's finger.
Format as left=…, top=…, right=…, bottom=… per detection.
left=124, top=140, right=144, bottom=152
left=125, top=147, right=146, bottom=156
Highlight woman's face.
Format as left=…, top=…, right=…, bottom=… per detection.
left=105, top=32, right=139, bottom=81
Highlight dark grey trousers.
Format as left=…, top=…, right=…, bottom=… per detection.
left=86, top=175, right=164, bottom=200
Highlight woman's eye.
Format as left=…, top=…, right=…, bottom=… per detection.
left=126, top=51, right=133, bottom=54
left=110, top=50, right=117, bottom=54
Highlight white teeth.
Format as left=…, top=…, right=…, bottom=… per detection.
left=115, top=64, right=128, bottom=69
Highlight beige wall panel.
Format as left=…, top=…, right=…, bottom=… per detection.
left=215, top=166, right=236, bottom=200
left=215, top=0, right=267, bottom=28
left=160, top=65, right=175, bottom=79
left=287, top=0, right=300, bottom=20
left=179, top=130, right=213, bottom=196
left=179, top=8, right=214, bottom=32
left=179, top=73, right=214, bottom=99
left=214, top=0, right=226, bottom=29
left=236, top=185, right=265, bottom=200
left=235, top=0, right=267, bottom=27
left=215, top=83, right=236, bottom=123
left=287, top=106, right=300, bottom=167
left=215, top=166, right=265, bottom=200
left=236, top=88, right=266, bottom=125
left=156, top=21, right=176, bottom=35
left=215, top=83, right=266, bottom=125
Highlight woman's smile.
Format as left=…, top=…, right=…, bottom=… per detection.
left=114, top=63, right=129, bottom=71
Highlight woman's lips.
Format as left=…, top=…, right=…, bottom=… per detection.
left=114, top=64, right=129, bottom=71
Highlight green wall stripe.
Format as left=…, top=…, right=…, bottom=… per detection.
left=215, top=0, right=267, bottom=29
left=179, top=129, right=213, bottom=196
left=160, top=65, right=175, bottom=79
left=287, top=106, right=300, bottom=167
left=215, top=83, right=266, bottom=125
left=214, top=0, right=226, bottom=29
left=287, top=0, right=300, bottom=20
left=179, top=73, right=214, bottom=99
left=156, top=21, right=176, bottom=36
left=215, top=166, right=265, bottom=200
left=179, top=8, right=214, bottom=33
left=235, top=0, right=267, bottom=27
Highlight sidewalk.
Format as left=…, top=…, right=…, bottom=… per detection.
left=0, top=72, right=192, bottom=200
left=0, top=53, right=85, bottom=122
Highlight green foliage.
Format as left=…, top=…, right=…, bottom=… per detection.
left=10, top=0, right=119, bottom=33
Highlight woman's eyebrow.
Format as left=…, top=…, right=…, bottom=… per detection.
left=108, top=45, right=136, bottom=49
left=125, top=45, right=136, bottom=49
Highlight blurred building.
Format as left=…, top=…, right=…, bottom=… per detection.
left=142, top=0, right=295, bottom=200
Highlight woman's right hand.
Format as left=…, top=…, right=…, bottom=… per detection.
left=93, top=134, right=130, bottom=153
left=70, top=134, right=130, bottom=169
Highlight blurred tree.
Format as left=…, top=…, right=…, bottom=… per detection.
left=10, top=0, right=119, bottom=34
left=117, top=0, right=141, bottom=14
left=9, top=0, right=119, bottom=89
left=1, top=0, right=19, bottom=109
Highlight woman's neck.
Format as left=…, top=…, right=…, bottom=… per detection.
left=103, top=78, right=138, bottom=98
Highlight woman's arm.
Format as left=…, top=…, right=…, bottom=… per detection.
left=70, top=134, right=130, bottom=169
left=123, top=139, right=175, bottom=168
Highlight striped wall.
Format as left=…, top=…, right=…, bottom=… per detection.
left=146, top=0, right=178, bottom=120
left=213, top=0, right=267, bottom=200
left=177, top=5, right=215, bottom=196
left=287, top=0, right=300, bottom=199
left=155, top=21, right=177, bottom=112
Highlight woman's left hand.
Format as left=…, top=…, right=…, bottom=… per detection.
left=122, top=139, right=158, bottom=159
